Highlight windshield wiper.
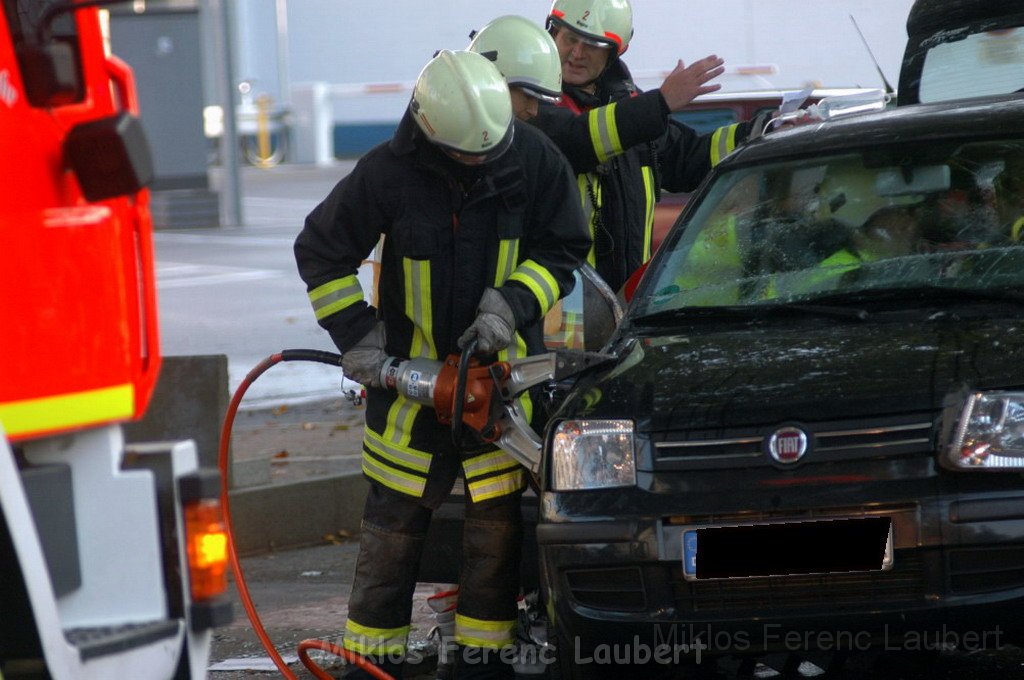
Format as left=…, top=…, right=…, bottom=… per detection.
left=633, top=301, right=870, bottom=325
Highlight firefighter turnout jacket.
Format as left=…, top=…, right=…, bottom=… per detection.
left=531, top=58, right=766, bottom=291
left=295, top=112, right=590, bottom=508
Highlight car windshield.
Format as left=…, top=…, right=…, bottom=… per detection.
left=634, top=140, right=1024, bottom=317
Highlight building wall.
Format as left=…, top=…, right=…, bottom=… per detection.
left=231, top=0, right=917, bottom=156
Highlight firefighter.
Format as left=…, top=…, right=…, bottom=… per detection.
left=294, top=50, right=590, bottom=679
left=467, top=14, right=564, bottom=122
left=532, top=0, right=774, bottom=292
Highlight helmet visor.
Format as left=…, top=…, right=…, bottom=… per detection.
left=517, top=84, right=561, bottom=104
left=551, top=19, right=617, bottom=50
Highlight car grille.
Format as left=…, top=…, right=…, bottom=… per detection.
left=565, top=567, right=646, bottom=611
left=653, top=412, right=936, bottom=469
left=671, top=551, right=927, bottom=614
left=948, top=545, right=1024, bottom=594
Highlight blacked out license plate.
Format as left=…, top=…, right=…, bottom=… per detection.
left=682, top=516, right=893, bottom=581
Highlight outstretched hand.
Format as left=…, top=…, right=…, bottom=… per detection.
left=659, top=55, right=725, bottom=112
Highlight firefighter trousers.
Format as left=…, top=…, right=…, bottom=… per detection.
left=342, top=483, right=523, bottom=679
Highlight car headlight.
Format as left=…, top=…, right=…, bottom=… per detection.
left=946, top=391, right=1024, bottom=469
left=551, top=419, right=636, bottom=491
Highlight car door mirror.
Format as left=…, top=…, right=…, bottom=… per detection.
left=543, top=263, right=624, bottom=351
left=64, top=111, right=154, bottom=202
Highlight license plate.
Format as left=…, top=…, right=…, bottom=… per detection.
left=682, top=516, right=893, bottom=581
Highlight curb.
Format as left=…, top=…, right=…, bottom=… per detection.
left=229, top=472, right=369, bottom=555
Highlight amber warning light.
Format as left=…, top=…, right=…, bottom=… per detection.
left=184, top=499, right=229, bottom=602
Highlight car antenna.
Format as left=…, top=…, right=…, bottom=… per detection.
left=849, top=14, right=896, bottom=95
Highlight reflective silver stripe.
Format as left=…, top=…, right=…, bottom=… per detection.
left=404, top=257, right=437, bottom=359
left=494, top=238, right=519, bottom=286
left=365, top=426, right=432, bottom=472
left=508, top=260, right=559, bottom=316
left=588, top=103, right=621, bottom=163
left=362, top=455, right=427, bottom=497
left=344, top=619, right=409, bottom=655
left=309, top=276, right=363, bottom=320
left=463, top=450, right=520, bottom=479
left=466, top=468, right=526, bottom=503
left=455, top=614, right=516, bottom=649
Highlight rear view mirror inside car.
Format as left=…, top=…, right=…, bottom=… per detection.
left=875, top=164, right=951, bottom=196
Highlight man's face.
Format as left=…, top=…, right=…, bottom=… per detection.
left=510, top=87, right=540, bottom=121
left=552, top=27, right=611, bottom=88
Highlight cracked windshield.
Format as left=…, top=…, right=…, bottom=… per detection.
left=637, top=140, right=1024, bottom=315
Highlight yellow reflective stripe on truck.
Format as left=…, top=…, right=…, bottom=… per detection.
left=0, top=384, right=135, bottom=438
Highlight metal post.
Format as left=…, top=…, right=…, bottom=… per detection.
left=274, top=0, right=290, bottom=108
left=207, top=0, right=243, bottom=227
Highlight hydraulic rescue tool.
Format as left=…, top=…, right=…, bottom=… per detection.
left=377, top=343, right=613, bottom=472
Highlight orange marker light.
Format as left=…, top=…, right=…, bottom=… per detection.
left=184, top=499, right=229, bottom=601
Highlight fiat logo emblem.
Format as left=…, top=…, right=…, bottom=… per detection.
left=768, top=426, right=808, bottom=464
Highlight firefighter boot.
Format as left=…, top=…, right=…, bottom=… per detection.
left=427, top=586, right=460, bottom=679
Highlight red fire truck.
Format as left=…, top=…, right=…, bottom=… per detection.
left=0, top=3, right=230, bottom=678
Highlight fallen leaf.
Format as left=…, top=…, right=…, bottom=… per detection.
left=272, top=450, right=289, bottom=459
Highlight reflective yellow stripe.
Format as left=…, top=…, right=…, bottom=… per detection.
left=495, top=239, right=519, bottom=286
left=362, top=456, right=428, bottom=497
left=1012, top=216, right=1024, bottom=242
left=454, top=614, right=516, bottom=649
left=466, top=468, right=526, bottom=503
left=365, top=426, right=432, bottom=472
left=577, top=174, right=598, bottom=267
left=382, top=394, right=418, bottom=448
left=463, top=450, right=521, bottom=479
left=404, top=257, right=436, bottom=359
left=0, top=384, right=135, bottom=438
left=344, top=619, right=409, bottom=655
left=588, top=103, right=622, bottom=163
left=641, top=165, right=655, bottom=261
left=309, top=276, right=363, bottom=320
left=508, top=260, right=559, bottom=316
left=710, top=123, right=740, bottom=166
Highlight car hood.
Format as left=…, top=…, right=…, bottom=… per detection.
left=570, top=314, right=1024, bottom=432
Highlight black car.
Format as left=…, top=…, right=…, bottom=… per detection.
left=535, top=95, right=1024, bottom=678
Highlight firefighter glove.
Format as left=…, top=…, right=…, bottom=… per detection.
left=342, top=321, right=387, bottom=388
left=458, top=288, right=516, bottom=355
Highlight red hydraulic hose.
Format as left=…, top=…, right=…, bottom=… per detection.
left=217, top=350, right=394, bottom=680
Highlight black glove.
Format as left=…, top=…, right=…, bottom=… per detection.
left=341, top=321, right=387, bottom=387
left=457, top=288, right=516, bottom=355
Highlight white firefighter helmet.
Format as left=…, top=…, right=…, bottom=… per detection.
left=547, top=0, right=634, bottom=55
left=410, top=50, right=514, bottom=162
left=815, top=160, right=922, bottom=228
left=468, top=15, right=562, bottom=102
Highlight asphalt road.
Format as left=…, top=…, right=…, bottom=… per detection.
left=155, top=163, right=359, bottom=407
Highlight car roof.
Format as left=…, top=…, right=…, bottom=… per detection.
left=689, top=88, right=881, bottom=105
left=723, top=94, right=1024, bottom=168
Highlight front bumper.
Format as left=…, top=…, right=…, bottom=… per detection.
left=538, top=492, right=1024, bottom=656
